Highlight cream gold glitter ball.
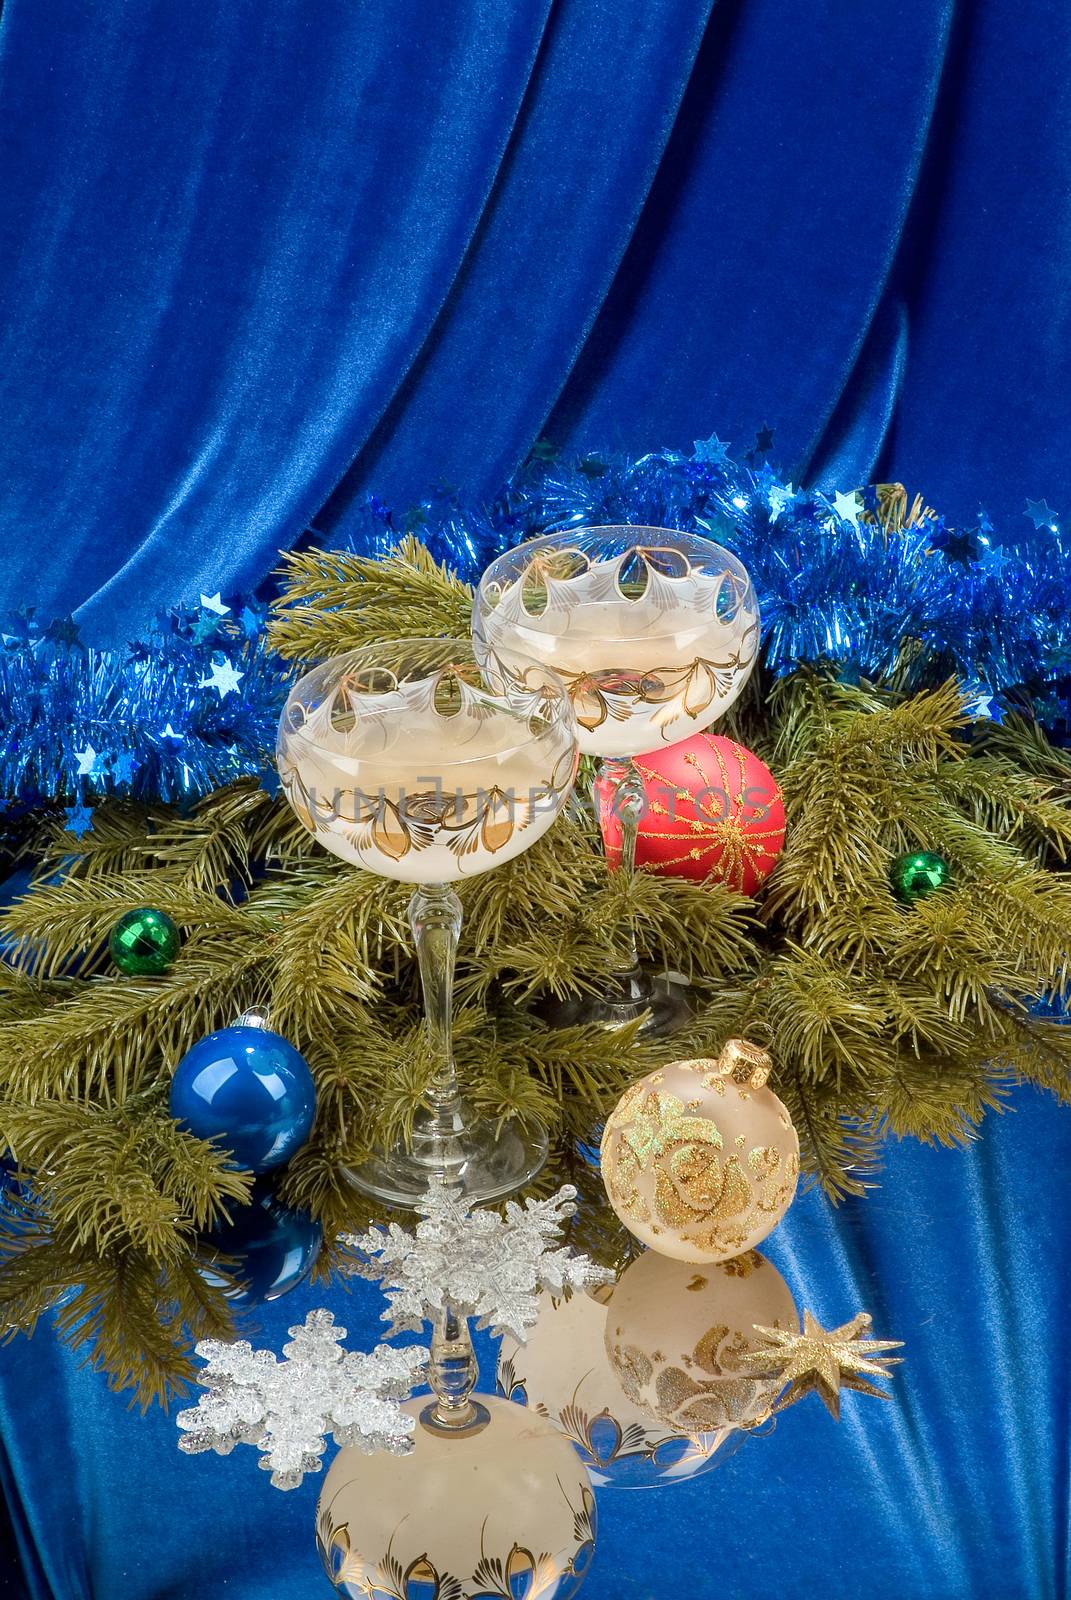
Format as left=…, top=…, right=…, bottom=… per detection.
left=604, top=1248, right=798, bottom=1433
left=599, top=1039, right=799, bottom=1262
left=317, top=1396, right=595, bottom=1599
left=497, top=1287, right=742, bottom=1490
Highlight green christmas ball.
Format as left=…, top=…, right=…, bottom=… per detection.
left=109, top=907, right=181, bottom=975
left=890, top=851, right=951, bottom=904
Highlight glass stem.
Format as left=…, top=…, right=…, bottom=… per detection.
left=427, top=1299, right=479, bottom=1428
left=597, top=757, right=644, bottom=974
left=407, top=882, right=467, bottom=1178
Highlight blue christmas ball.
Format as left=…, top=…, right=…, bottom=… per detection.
left=170, top=1022, right=316, bottom=1171
left=203, top=1179, right=322, bottom=1306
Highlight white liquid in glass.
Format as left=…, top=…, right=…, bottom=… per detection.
left=279, top=688, right=576, bottom=883
left=476, top=555, right=759, bottom=757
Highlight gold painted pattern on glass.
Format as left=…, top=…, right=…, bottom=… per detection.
left=479, top=544, right=760, bottom=742
left=317, top=1477, right=594, bottom=1600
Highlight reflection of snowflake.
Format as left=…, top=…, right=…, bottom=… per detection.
left=345, top=1181, right=614, bottom=1342
left=176, top=1310, right=428, bottom=1490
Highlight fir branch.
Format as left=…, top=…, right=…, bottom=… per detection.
left=0, top=939, right=270, bottom=1103
left=39, top=801, right=158, bottom=879
left=0, top=869, right=264, bottom=980
left=143, top=780, right=279, bottom=893
left=0, top=1215, right=235, bottom=1407
left=1, top=1101, right=250, bottom=1260
left=261, top=864, right=411, bottom=1033
left=269, top=538, right=474, bottom=663
left=978, top=713, right=1071, bottom=784
left=776, top=1073, right=881, bottom=1200
left=934, top=758, right=1071, bottom=857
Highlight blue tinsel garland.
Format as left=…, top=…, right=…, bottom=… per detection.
left=0, top=598, right=285, bottom=832
left=339, top=441, right=1069, bottom=716
left=3, top=436, right=1068, bottom=828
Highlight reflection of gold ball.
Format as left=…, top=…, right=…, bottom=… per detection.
left=599, top=1041, right=799, bottom=1262
left=604, top=1249, right=797, bottom=1432
left=317, top=1397, right=595, bottom=1598
left=497, top=1288, right=742, bottom=1490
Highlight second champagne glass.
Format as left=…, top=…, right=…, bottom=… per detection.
left=276, top=638, right=578, bottom=1206
left=472, top=526, right=760, bottom=1033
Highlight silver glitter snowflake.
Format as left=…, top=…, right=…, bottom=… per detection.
left=344, top=1180, right=613, bottom=1342
left=176, top=1309, right=428, bottom=1490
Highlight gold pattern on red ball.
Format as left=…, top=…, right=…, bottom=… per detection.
left=595, top=731, right=785, bottom=892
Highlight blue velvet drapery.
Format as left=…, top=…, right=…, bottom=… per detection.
left=1, top=0, right=1068, bottom=640
left=1, top=1084, right=1067, bottom=1599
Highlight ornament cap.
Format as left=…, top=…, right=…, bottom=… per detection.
left=716, top=1038, right=772, bottom=1088
left=233, top=1007, right=272, bottom=1031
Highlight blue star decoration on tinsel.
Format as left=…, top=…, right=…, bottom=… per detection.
left=192, top=612, right=223, bottom=644
left=191, top=593, right=232, bottom=643
left=74, top=745, right=103, bottom=778
left=693, top=433, right=731, bottom=466
left=961, top=684, right=1004, bottom=722
left=0, top=610, right=36, bottom=648
left=63, top=802, right=94, bottom=838
left=111, top=752, right=139, bottom=783
left=200, top=658, right=246, bottom=699
left=768, top=481, right=798, bottom=520
left=45, top=616, right=82, bottom=648
left=980, top=544, right=1013, bottom=579
left=927, top=520, right=983, bottom=566
left=1025, top=498, right=1059, bottom=530
left=831, top=490, right=861, bottom=528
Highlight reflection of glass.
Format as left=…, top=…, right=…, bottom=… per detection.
left=317, top=1266, right=597, bottom=1599
left=317, top=1393, right=596, bottom=1600
left=277, top=640, right=578, bottom=1206
left=473, top=527, right=760, bottom=1033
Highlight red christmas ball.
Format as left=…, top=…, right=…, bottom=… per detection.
left=596, top=733, right=786, bottom=893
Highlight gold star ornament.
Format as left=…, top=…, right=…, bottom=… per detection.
left=739, top=1309, right=904, bottom=1420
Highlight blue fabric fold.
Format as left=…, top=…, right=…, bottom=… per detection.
left=0, top=0, right=556, bottom=635
left=546, top=0, right=954, bottom=477
left=317, top=0, right=715, bottom=538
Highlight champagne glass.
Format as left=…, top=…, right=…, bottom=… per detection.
left=472, top=526, right=759, bottom=1034
left=276, top=639, right=579, bottom=1206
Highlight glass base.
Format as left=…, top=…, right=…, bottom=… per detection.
left=419, top=1398, right=492, bottom=1438
left=536, top=968, right=693, bottom=1037
left=344, top=1104, right=549, bottom=1209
